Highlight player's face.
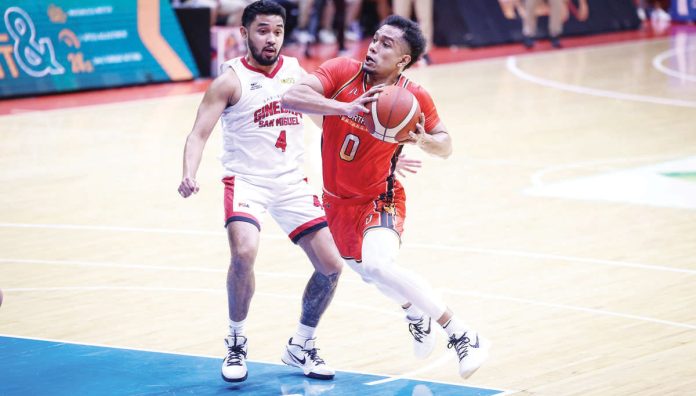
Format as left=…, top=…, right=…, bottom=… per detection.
left=243, top=14, right=285, bottom=67
left=363, top=25, right=411, bottom=76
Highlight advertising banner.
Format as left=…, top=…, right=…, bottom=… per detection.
left=0, top=0, right=199, bottom=98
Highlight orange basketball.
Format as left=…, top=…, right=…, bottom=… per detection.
left=364, top=85, right=420, bottom=144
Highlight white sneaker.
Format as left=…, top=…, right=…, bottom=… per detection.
left=447, top=330, right=490, bottom=379
left=281, top=337, right=335, bottom=380
left=407, top=316, right=436, bottom=359
left=221, top=335, right=248, bottom=382
left=318, top=29, right=337, bottom=44
left=293, top=29, right=314, bottom=44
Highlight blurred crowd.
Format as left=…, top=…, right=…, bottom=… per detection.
left=172, top=0, right=674, bottom=59
left=172, top=0, right=433, bottom=62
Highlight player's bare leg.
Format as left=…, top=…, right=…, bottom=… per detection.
left=222, top=221, right=261, bottom=383
left=282, top=228, right=342, bottom=379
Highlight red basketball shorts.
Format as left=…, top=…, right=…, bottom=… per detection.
left=323, top=184, right=406, bottom=261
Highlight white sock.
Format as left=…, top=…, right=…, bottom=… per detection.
left=229, top=319, right=246, bottom=337
left=442, top=316, right=467, bottom=338
left=293, top=323, right=316, bottom=345
left=402, top=304, right=424, bottom=321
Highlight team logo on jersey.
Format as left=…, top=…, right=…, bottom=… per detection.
left=237, top=202, right=249, bottom=208
left=250, top=82, right=262, bottom=90
left=280, top=77, right=295, bottom=84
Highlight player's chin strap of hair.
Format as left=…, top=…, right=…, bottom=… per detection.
left=349, top=228, right=447, bottom=320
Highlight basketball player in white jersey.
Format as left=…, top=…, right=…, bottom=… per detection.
left=177, top=1, right=342, bottom=382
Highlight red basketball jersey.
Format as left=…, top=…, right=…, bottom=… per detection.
left=313, top=57, right=441, bottom=199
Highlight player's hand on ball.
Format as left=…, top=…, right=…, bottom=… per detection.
left=178, top=177, right=199, bottom=198
left=407, top=113, right=431, bottom=148
left=394, top=154, right=422, bottom=177
left=344, top=84, right=385, bottom=117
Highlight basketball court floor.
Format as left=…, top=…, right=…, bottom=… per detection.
left=1, top=23, right=695, bottom=395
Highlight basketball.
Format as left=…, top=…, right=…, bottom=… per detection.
left=364, top=85, right=421, bottom=144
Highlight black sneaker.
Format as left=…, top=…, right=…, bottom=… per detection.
left=550, top=36, right=562, bottom=49
left=523, top=35, right=535, bottom=49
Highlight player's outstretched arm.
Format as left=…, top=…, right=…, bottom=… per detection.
left=406, top=114, right=452, bottom=159
left=179, top=72, right=239, bottom=198
left=281, top=75, right=382, bottom=118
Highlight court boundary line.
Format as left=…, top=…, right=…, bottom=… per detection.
left=1, top=222, right=693, bottom=275
left=652, top=45, right=696, bottom=82
left=364, top=353, right=453, bottom=385
left=2, top=285, right=401, bottom=318
left=408, top=243, right=696, bottom=275
left=0, top=333, right=511, bottom=394
left=0, top=285, right=457, bottom=386
left=506, top=56, right=696, bottom=108
left=4, top=265, right=695, bottom=332
left=442, top=288, right=696, bottom=331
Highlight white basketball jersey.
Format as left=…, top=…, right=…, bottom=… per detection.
left=219, top=56, right=307, bottom=182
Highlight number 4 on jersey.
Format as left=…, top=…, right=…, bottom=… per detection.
left=275, top=130, right=287, bottom=152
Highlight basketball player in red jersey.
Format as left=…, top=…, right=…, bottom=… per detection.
left=178, top=1, right=341, bottom=383
left=281, top=15, right=490, bottom=379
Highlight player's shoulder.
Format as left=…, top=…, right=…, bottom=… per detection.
left=212, top=61, right=243, bottom=93
left=400, top=76, right=426, bottom=94
left=279, top=55, right=306, bottom=74
left=401, top=77, right=434, bottom=102
left=280, top=55, right=301, bottom=67
left=220, top=56, right=243, bottom=72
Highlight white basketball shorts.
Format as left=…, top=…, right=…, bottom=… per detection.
left=223, top=175, right=327, bottom=243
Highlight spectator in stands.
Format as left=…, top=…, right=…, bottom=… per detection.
left=344, top=0, right=363, bottom=41
left=636, top=0, right=672, bottom=23
left=522, top=0, right=565, bottom=49
left=392, top=0, right=433, bottom=64
left=291, top=0, right=315, bottom=44
left=305, top=0, right=347, bottom=55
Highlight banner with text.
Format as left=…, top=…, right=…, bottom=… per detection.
left=0, top=0, right=199, bottom=98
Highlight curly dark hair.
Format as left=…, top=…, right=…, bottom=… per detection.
left=241, top=0, right=286, bottom=28
left=380, top=15, right=426, bottom=69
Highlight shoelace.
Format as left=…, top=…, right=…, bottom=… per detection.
left=304, top=347, right=326, bottom=365
left=226, top=343, right=247, bottom=366
left=408, top=318, right=428, bottom=343
left=447, top=334, right=471, bottom=361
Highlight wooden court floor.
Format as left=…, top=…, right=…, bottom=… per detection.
left=1, top=34, right=695, bottom=395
